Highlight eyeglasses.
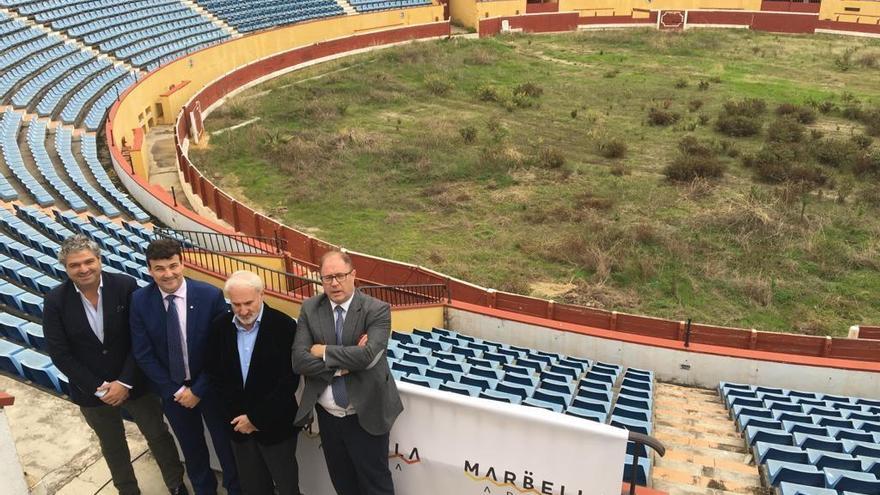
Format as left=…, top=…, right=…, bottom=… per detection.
left=320, top=270, right=353, bottom=284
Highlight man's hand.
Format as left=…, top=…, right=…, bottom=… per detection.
left=98, top=381, right=129, bottom=406
left=174, top=387, right=201, bottom=409
left=339, top=334, right=370, bottom=376
left=310, top=344, right=326, bottom=358
left=231, top=415, right=258, bottom=434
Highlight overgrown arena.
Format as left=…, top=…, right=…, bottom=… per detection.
left=0, top=0, right=879, bottom=494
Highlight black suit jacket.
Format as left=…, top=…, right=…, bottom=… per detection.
left=206, top=302, right=299, bottom=444
left=44, top=272, right=146, bottom=407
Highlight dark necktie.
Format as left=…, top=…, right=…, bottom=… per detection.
left=332, top=305, right=349, bottom=408
left=166, top=294, right=186, bottom=384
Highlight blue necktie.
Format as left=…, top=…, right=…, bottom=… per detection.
left=166, top=294, right=186, bottom=384
left=332, top=305, right=349, bottom=408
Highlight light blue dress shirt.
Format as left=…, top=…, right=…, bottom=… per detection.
left=233, top=303, right=264, bottom=384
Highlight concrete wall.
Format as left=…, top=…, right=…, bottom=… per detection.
left=448, top=307, right=880, bottom=398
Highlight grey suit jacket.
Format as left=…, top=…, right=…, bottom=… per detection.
left=292, top=289, right=402, bottom=435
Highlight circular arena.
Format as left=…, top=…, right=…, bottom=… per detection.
left=0, top=0, right=879, bottom=494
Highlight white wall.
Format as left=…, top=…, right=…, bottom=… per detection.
left=448, top=307, right=880, bottom=398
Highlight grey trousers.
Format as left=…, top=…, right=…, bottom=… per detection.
left=230, top=434, right=300, bottom=495
left=80, top=392, right=184, bottom=495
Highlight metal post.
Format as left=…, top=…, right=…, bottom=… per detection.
left=684, top=318, right=692, bottom=348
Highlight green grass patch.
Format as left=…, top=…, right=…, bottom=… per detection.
left=192, top=30, right=880, bottom=336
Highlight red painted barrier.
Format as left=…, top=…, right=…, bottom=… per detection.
left=479, top=12, right=580, bottom=37
left=858, top=326, right=880, bottom=340
left=525, top=2, right=559, bottom=14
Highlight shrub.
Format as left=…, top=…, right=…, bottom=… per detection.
left=861, top=108, right=880, bottom=136
left=775, top=103, right=816, bottom=124
left=647, top=107, right=681, bottom=126
left=698, top=80, right=710, bottom=91
left=674, top=78, right=688, bottom=89
left=812, top=138, right=860, bottom=168
left=459, top=125, right=477, bottom=144
left=536, top=146, right=566, bottom=169
left=514, top=82, right=543, bottom=98
left=815, top=100, right=837, bottom=114
left=767, top=117, right=806, bottom=143
left=715, top=114, right=762, bottom=137
left=841, top=105, right=863, bottom=121
left=834, top=48, right=855, bottom=72
left=853, top=149, right=880, bottom=177
left=678, top=135, right=716, bottom=157
left=744, top=143, right=809, bottom=183
left=858, top=51, right=880, bottom=68
left=478, top=85, right=501, bottom=102
left=603, top=69, right=620, bottom=78
left=688, top=99, right=704, bottom=112
left=424, top=76, right=452, bottom=96
left=722, top=98, right=767, bottom=118
left=596, top=137, right=627, bottom=159
left=851, top=134, right=873, bottom=150
left=664, top=154, right=725, bottom=182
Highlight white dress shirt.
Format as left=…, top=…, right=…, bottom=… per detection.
left=317, top=295, right=357, bottom=417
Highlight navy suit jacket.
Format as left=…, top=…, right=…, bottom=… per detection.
left=44, top=272, right=145, bottom=407
left=130, top=277, right=228, bottom=400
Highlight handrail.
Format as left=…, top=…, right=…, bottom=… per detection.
left=626, top=432, right=665, bottom=495
left=358, top=284, right=449, bottom=307
left=154, top=227, right=287, bottom=255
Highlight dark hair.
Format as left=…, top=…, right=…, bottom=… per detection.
left=319, top=249, right=352, bottom=270
left=145, top=238, right=182, bottom=265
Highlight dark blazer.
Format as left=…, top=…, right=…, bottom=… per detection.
left=292, top=290, right=402, bottom=435
left=130, top=277, right=228, bottom=400
left=205, top=303, right=299, bottom=444
left=44, top=272, right=144, bottom=407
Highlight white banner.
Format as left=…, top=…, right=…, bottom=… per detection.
left=296, top=381, right=629, bottom=495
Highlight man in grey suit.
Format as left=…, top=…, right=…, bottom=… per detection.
left=293, top=250, right=402, bottom=495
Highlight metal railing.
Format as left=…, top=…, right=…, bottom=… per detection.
left=154, top=229, right=449, bottom=307
left=358, top=284, right=449, bottom=307
left=155, top=227, right=286, bottom=255
left=626, top=432, right=665, bottom=495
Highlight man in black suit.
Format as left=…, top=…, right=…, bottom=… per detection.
left=206, top=270, right=300, bottom=495
left=293, top=250, right=402, bottom=495
left=44, top=235, right=186, bottom=495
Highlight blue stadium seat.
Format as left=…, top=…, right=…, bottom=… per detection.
left=522, top=397, right=563, bottom=413
left=745, top=426, right=793, bottom=446
left=19, top=291, right=44, bottom=317
left=17, top=349, right=54, bottom=388
left=479, top=389, right=522, bottom=405
left=410, top=328, right=433, bottom=340
left=539, top=380, right=574, bottom=396
left=764, top=459, right=824, bottom=487
left=435, top=359, right=467, bottom=373
left=622, top=454, right=651, bottom=486
left=390, top=361, right=425, bottom=376
left=754, top=442, right=809, bottom=464
left=469, top=365, right=502, bottom=381
left=824, top=467, right=880, bottom=493
left=570, top=397, right=609, bottom=415
left=503, top=372, right=537, bottom=388
left=577, top=387, right=612, bottom=404
left=425, top=368, right=458, bottom=383
left=448, top=345, right=477, bottom=358
left=0, top=338, right=25, bottom=375
left=0, top=312, right=28, bottom=343
left=439, top=381, right=480, bottom=397
left=805, top=449, right=862, bottom=472
left=21, top=322, right=44, bottom=350
left=494, top=382, right=530, bottom=401
left=793, top=433, right=844, bottom=453
left=843, top=439, right=880, bottom=458
left=565, top=405, right=607, bottom=423
left=459, top=375, right=494, bottom=391
left=828, top=426, right=875, bottom=443
left=400, top=375, right=441, bottom=389
left=0, top=282, right=26, bottom=311
left=618, top=386, right=651, bottom=400
left=777, top=481, right=836, bottom=495
left=611, top=404, right=650, bottom=423
left=531, top=389, right=570, bottom=409
left=610, top=415, right=651, bottom=435
left=390, top=331, right=419, bottom=345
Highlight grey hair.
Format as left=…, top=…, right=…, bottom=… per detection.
left=58, top=234, right=101, bottom=265
left=224, top=270, right=264, bottom=295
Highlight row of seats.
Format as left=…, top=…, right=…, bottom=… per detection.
left=196, top=0, right=343, bottom=32
left=79, top=134, right=150, bottom=221
left=350, top=0, right=431, bottom=13
left=720, top=382, right=880, bottom=493
left=26, top=120, right=90, bottom=212
left=0, top=337, right=68, bottom=394
left=389, top=327, right=655, bottom=485
left=1, top=110, right=55, bottom=206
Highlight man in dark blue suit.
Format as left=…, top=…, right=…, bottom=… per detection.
left=130, top=238, right=240, bottom=495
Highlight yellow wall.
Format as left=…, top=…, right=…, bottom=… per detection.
left=450, top=0, right=479, bottom=28
left=477, top=0, right=526, bottom=24
left=112, top=8, right=444, bottom=157
left=820, top=0, right=880, bottom=22
left=558, top=0, right=760, bottom=17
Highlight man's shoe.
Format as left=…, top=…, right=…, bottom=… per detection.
left=170, top=484, right=188, bottom=495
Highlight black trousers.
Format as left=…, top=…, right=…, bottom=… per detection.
left=316, top=406, right=394, bottom=495
left=230, top=434, right=300, bottom=495
left=80, top=392, right=184, bottom=495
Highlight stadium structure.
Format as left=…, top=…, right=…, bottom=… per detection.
left=0, top=0, right=878, bottom=493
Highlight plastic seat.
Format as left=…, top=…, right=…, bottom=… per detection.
left=515, top=357, right=543, bottom=373
left=424, top=368, right=457, bottom=383
left=777, top=481, right=836, bottom=495
left=539, top=380, right=574, bottom=396
left=21, top=322, right=44, bottom=350
left=521, top=397, right=563, bottom=413
left=565, top=406, right=607, bottom=423
left=828, top=426, right=875, bottom=443
left=400, top=375, right=441, bottom=389
left=435, top=359, right=467, bottom=373
left=824, top=467, right=880, bottom=493
left=531, top=389, right=570, bottom=409
left=764, top=459, right=824, bottom=487
left=745, top=426, right=793, bottom=447
left=793, top=433, right=844, bottom=453
left=390, top=361, right=424, bottom=376
left=754, top=442, right=809, bottom=464
left=469, top=366, right=502, bottom=381
left=410, top=328, right=433, bottom=340
left=539, top=370, right=570, bottom=385
left=0, top=283, right=26, bottom=311
left=390, top=331, right=419, bottom=345
left=459, top=375, right=493, bottom=391
left=547, top=363, right=579, bottom=380
left=843, top=439, right=880, bottom=458
left=610, top=415, right=651, bottom=435
left=0, top=313, right=28, bottom=343
left=503, top=372, right=537, bottom=388
left=0, top=338, right=25, bottom=375
left=501, top=363, right=531, bottom=376
left=479, top=388, right=522, bottom=405
left=570, top=396, right=609, bottom=414
left=418, top=339, right=450, bottom=353
left=494, top=382, right=531, bottom=400
left=17, top=349, right=55, bottom=389
left=400, top=352, right=434, bottom=367
left=578, top=378, right=610, bottom=393
left=611, top=404, right=650, bottom=423
left=465, top=356, right=493, bottom=369
left=617, top=395, right=651, bottom=411
left=739, top=416, right=784, bottom=431
left=438, top=381, right=480, bottom=397
left=805, top=449, right=861, bottom=471
left=618, top=386, right=651, bottom=400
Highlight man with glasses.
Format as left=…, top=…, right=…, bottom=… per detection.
left=293, top=250, right=402, bottom=495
